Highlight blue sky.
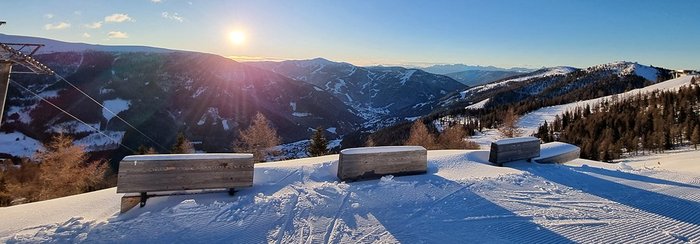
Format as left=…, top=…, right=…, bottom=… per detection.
left=1, top=0, right=699, bottom=69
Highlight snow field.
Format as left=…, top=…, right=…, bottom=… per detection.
left=1, top=150, right=700, bottom=243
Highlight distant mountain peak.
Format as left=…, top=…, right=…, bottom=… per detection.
left=585, top=61, right=659, bottom=81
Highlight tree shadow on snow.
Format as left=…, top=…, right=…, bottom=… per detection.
left=520, top=164, right=700, bottom=226
left=573, top=164, right=700, bottom=190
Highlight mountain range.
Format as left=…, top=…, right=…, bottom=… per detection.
left=0, top=34, right=674, bottom=163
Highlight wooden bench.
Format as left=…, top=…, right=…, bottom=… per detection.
left=338, top=146, right=427, bottom=182
left=116, top=153, right=254, bottom=213
left=488, top=137, right=540, bottom=166
left=533, top=142, right=581, bottom=164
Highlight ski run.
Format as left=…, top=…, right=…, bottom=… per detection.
left=1, top=149, right=700, bottom=243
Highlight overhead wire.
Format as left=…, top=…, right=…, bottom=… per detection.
left=9, top=79, right=138, bottom=154
left=53, top=73, right=169, bottom=152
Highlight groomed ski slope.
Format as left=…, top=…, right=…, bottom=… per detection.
left=2, top=150, right=700, bottom=243
left=518, top=75, right=696, bottom=135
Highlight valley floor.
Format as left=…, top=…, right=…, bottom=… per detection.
left=1, top=150, right=700, bottom=243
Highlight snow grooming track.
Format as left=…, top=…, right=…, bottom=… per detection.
left=2, top=150, right=700, bottom=243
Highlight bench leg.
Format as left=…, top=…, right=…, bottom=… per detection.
left=139, top=192, right=148, bottom=207
left=228, top=188, right=236, bottom=196
left=120, top=194, right=141, bottom=213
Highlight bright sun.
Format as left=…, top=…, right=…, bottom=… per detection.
left=229, top=31, right=246, bottom=45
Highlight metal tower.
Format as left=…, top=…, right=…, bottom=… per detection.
left=0, top=21, right=55, bottom=126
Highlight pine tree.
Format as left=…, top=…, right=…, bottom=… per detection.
left=171, top=132, right=194, bottom=154
left=405, top=120, right=437, bottom=149
left=234, top=112, right=281, bottom=162
left=308, top=126, right=329, bottom=157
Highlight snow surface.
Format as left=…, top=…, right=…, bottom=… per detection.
left=0, top=132, right=42, bottom=157
left=465, top=98, right=489, bottom=110
left=340, top=146, right=426, bottom=155
left=123, top=153, right=253, bottom=161
left=493, top=136, right=538, bottom=145
left=75, top=131, right=125, bottom=151
left=102, top=99, right=131, bottom=122
left=2, top=150, right=700, bottom=243
left=517, top=75, right=696, bottom=135
left=46, top=121, right=99, bottom=134
left=534, top=142, right=580, bottom=161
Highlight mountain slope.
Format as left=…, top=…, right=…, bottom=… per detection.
left=2, top=150, right=700, bottom=243
left=421, top=64, right=533, bottom=74
left=0, top=35, right=362, bottom=160
left=439, top=61, right=666, bottom=112
left=443, top=70, right=525, bottom=87
left=248, top=58, right=467, bottom=128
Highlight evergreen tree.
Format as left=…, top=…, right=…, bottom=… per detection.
left=234, top=112, right=281, bottom=162
left=308, top=126, right=329, bottom=157
left=171, top=132, right=194, bottom=154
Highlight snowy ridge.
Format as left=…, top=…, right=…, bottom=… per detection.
left=517, top=75, right=696, bottom=135
left=466, top=66, right=576, bottom=94
left=585, top=61, right=659, bottom=81
left=0, top=34, right=172, bottom=54
left=2, top=150, right=700, bottom=242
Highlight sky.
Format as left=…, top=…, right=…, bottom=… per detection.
left=1, top=0, right=699, bottom=69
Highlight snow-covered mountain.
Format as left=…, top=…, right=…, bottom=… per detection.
left=247, top=58, right=467, bottom=128
left=421, top=63, right=533, bottom=74
left=0, top=35, right=363, bottom=161
left=439, top=61, right=666, bottom=112
left=442, top=70, right=526, bottom=87
left=0, top=34, right=172, bottom=54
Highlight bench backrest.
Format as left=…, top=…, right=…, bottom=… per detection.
left=338, top=146, right=427, bottom=181
left=488, top=137, right=540, bottom=164
left=117, top=153, right=254, bottom=193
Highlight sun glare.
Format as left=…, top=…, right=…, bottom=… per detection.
left=229, top=31, right=246, bottom=45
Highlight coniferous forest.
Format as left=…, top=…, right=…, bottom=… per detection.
left=536, top=78, right=700, bottom=162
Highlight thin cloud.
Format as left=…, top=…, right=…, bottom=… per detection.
left=161, top=12, right=184, bottom=22
left=107, top=31, right=128, bottom=39
left=44, top=14, right=54, bottom=19
left=84, top=21, right=102, bottom=29
left=82, top=32, right=91, bottom=38
left=44, top=22, right=70, bottom=30
left=151, top=0, right=163, bottom=3
left=105, top=13, right=133, bottom=23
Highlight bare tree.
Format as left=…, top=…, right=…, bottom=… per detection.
left=438, top=125, right=480, bottom=149
left=499, top=108, right=522, bottom=138
left=235, top=112, right=281, bottom=162
left=32, top=134, right=107, bottom=201
left=171, top=132, right=194, bottom=154
left=405, top=120, right=437, bottom=149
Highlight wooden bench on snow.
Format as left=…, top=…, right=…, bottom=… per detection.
left=337, top=146, right=427, bottom=182
left=488, top=137, right=540, bottom=166
left=533, top=142, right=581, bottom=164
left=117, top=153, right=254, bottom=213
